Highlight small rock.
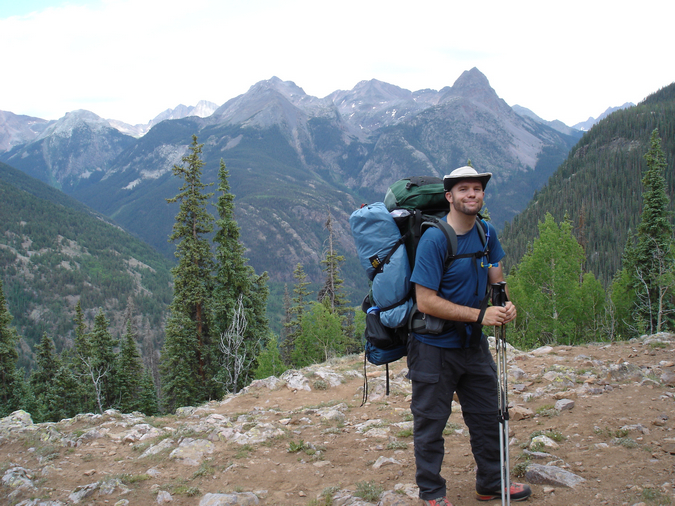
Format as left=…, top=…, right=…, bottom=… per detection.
left=510, top=405, right=534, bottom=420
left=156, top=490, right=173, bottom=504
left=372, top=456, right=401, bottom=469
left=199, top=492, right=260, bottom=505
left=531, top=435, right=559, bottom=449
left=525, top=463, right=585, bottom=488
left=554, top=399, right=575, bottom=412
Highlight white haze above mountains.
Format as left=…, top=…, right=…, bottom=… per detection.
left=0, top=74, right=634, bottom=153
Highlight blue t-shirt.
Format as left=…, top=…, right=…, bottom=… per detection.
left=410, top=219, right=504, bottom=348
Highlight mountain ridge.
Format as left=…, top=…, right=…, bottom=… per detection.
left=0, top=69, right=583, bottom=302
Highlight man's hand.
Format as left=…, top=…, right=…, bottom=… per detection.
left=482, top=301, right=517, bottom=326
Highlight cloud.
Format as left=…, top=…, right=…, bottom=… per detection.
left=1, top=0, right=673, bottom=126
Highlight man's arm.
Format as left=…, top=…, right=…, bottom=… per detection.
left=415, top=263, right=516, bottom=326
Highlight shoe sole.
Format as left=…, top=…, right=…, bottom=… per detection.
left=476, top=492, right=531, bottom=502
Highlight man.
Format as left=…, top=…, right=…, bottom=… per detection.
left=408, top=166, right=532, bottom=505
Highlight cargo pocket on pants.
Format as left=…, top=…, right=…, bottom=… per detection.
left=409, top=368, right=449, bottom=419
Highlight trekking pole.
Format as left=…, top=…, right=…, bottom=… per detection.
left=491, top=281, right=510, bottom=506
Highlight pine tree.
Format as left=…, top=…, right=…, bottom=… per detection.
left=29, top=332, right=61, bottom=422
left=318, top=208, right=356, bottom=353
left=281, top=263, right=312, bottom=364
left=0, top=278, right=24, bottom=417
left=68, top=301, right=95, bottom=414
left=212, top=160, right=269, bottom=394
left=137, top=369, right=159, bottom=416
left=86, top=309, right=118, bottom=412
left=161, top=135, right=216, bottom=411
left=52, top=363, right=83, bottom=420
left=117, top=318, right=143, bottom=413
left=624, top=129, right=675, bottom=333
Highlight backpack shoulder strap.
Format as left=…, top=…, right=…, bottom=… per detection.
left=421, top=215, right=490, bottom=271
left=420, top=217, right=457, bottom=271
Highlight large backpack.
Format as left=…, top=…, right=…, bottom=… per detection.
left=350, top=176, right=489, bottom=400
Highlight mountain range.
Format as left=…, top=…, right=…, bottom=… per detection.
left=0, top=68, right=603, bottom=300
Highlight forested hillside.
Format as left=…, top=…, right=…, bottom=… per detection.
left=0, top=162, right=173, bottom=371
left=501, top=83, right=675, bottom=285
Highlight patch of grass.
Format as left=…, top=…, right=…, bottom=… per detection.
left=535, top=404, right=559, bottom=417
left=191, top=461, right=215, bottom=479
left=443, top=422, right=462, bottom=435
left=313, top=379, right=329, bottom=390
left=641, top=486, right=672, bottom=504
left=529, top=429, right=565, bottom=442
left=288, top=440, right=306, bottom=453
left=649, top=341, right=668, bottom=349
left=307, top=485, right=341, bottom=505
left=386, top=441, right=408, bottom=450
left=402, top=413, right=414, bottom=422
left=354, top=480, right=383, bottom=502
left=119, top=473, right=151, bottom=484
left=234, top=444, right=254, bottom=459
left=131, top=441, right=152, bottom=453
left=173, top=485, right=201, bottom=497
left=614, top=437, right=638, bottom=449
left=512, top=461, right=530, bottom=478
left=396, top=428, right=413, bottom=438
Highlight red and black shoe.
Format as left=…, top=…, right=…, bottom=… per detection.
left=476, top=482, right=532, bottom=501
left=422, top=497, right=454, bottom=506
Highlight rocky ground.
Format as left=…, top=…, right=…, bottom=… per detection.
left=3, top=334, right=675, bottom=506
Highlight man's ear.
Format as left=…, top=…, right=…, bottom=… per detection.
left=445, top=191, right=453, bottom=204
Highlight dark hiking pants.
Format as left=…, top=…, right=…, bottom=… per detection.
left=407, top=336, right=502, bottom=500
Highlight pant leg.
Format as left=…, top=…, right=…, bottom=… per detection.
left=407, top=338, right=456, bottom=499
left=413, top=415, right=449, bottom=500
left=455, top=337, right=502, bottom=491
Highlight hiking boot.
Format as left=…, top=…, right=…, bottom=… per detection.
left=476, top=482, right=532, bottom=501
left=422, top=497, right=453, bottom=506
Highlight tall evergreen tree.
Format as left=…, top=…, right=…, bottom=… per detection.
left=117, top=318, right=144, bottom=413
left=0, top=278, right=24, bottom=417
left=212, top=160, right=269, bottom=394
left=68, top=301, right=95, bottom=414
left=624, top=129, right=674, bottom=333
left=318, top=208, right=356, bottom=352
left=281, top=263, right=311, bottom=364
left=161, top=135, right=216, bottom=411
left=87, top=309, right=118, bottom=412
left=29, top=332, right=61, bottom=422
left=137, top=369, right=159, bottom=416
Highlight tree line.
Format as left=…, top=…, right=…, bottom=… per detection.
left=0, top=135, right=358, bottom=419
left=506, top=129, right=674, bottom=348
left=1, top=130, right=673, bottom=420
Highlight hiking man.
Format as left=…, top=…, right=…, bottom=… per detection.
left=408, top=166, right=532, bottom=505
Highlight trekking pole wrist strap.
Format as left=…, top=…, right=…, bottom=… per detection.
left=476, top=306, right=487, bottom=324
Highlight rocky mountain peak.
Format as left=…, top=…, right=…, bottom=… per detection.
left=36, top=109, right=115, bottom=141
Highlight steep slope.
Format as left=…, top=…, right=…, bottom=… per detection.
left=0, top=161, right=173, bottom=371
left=500, top=83, right=675, bottom=285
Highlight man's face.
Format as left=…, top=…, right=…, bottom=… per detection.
left=446, top=179, right=484, bottom=216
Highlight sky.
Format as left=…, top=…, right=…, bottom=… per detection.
left=1, top=0, right=673, bottom=127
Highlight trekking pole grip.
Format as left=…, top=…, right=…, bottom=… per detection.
left=491, top=281, right=507, bottom=307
